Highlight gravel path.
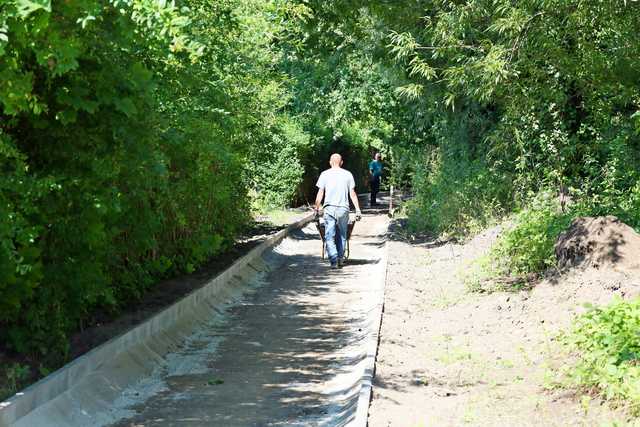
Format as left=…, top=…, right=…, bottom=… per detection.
left=108, top=210, right=389, bottom=427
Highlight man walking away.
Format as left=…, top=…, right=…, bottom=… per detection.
left=315, top=153, right=362, bottom=269
left=369, top=152, right=383, bottom=206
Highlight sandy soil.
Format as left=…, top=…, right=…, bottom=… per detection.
left=368, top=220, right=639, bottom=427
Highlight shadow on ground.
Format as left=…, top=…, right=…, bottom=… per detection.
left=110, top=216, right=388, bottom=427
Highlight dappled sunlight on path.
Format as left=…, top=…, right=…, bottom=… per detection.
left=108, top=214, right=389, bottom=426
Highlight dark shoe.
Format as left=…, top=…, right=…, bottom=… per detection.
left=330, top=263, right=338, bottom=269
left=338, top=258, right=344, bottom=268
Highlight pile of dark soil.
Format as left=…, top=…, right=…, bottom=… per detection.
left=555, top=216, right=640, bottom=272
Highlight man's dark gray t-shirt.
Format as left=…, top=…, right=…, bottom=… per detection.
left=316, top=168, right=355, bottom=209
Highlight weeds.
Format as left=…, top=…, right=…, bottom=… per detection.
left=557, top=298, right=640, bottom=415
left=463, top=192, right=572, bottom=293
left=491, top=193, right=573, bottom=276
left=0, top=363, right=31, bottom=401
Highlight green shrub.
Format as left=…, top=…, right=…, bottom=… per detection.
left=0, top=363, right=31, bottom=401
left=0, top=0, right=277, bottom=358
left=559, top=298, right=640, bottom=414
left=249, top=116, right=312, bottom=210
left=407, top=144, right=512, bottom=238
left=490, top=192, right=573, bottom=276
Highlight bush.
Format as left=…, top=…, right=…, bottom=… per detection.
left=559, top=298, right=640, bottom=414
left=407, top=144, right=512, bottom=238
left=0, top=0, right=274, bottom=358
left=490, top=192, right=573, bottom=276
left=249, top=116, right=312, bottom=210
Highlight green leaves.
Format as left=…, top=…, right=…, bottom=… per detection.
left=0, top=68, right=34, bottom=115
left=14, top=0, right=51, bottom=19
left=113, top=97, right=137, bottom=117
left=561, top=297, right=640, bottom=413
left=491, top=192, right=572, bottom=275
left=0, top=0, right=271, bottom=357
left=341, top=0, right=640, bottom=248
left=394, top=84, right=423, bottom=100
left=388, top=31, right=418, bottom=61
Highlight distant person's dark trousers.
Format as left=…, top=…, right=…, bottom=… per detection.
left=370, top=175, right=380, bottom=206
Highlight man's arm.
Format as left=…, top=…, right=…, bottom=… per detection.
left=315, top=188, right=324, bottom=211
left=349, top=188, right=362, bottom=219
left=314, top=172, right=325, bottom=212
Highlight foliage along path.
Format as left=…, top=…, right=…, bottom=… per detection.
left=103, top=203, right=390, bottom=426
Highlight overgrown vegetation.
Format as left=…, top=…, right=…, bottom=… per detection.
left=3, top=0, right=640, bottom=413
left=362, top=0, right=640, bottom=272
left=492, top=194, right=572, bottom=275
left=323, top=0, right=640, bottom=242
left=0, top=0, right=385, bottom=365
left=558, top=298, right=640, bottom=414
left=461, top=193, right=573, bottom=293
left=1, top=0, right=268, bottom=359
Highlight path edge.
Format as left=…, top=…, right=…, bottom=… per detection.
left=351, top=219, right=391, bottom=427
left=0, top=212, right=314, bottom=427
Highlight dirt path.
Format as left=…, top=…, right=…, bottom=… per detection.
left=104, top=210, right=389, bottom=426
left=368, top=221, right=632, bottom=427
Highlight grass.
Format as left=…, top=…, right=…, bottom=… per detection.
left=437, top=345, right=474, bottom=365
left=0, top=363, right=32, bottom=401
left=430, top=285, right=465, bottom=309
left=255, top=208, right=308, bottom=227
left=461, top=192, right=573, bottom=294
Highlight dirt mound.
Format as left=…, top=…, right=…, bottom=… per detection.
left=555, top=216, right=640, bottom=272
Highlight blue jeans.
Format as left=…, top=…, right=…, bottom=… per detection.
left=324, top=206, right=349, bottom=264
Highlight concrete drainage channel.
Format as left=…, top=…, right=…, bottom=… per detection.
left=0, top=211, right=390, bottom=427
